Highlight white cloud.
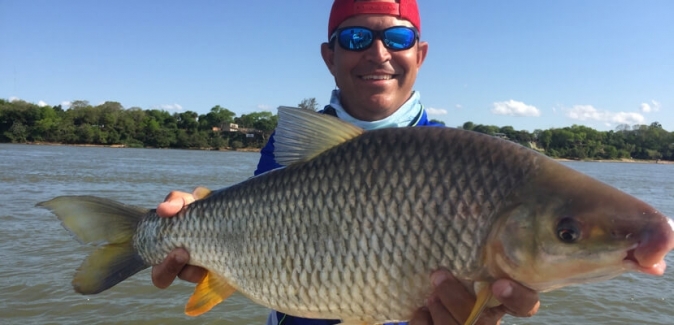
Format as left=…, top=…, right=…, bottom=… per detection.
left=639, top=100, right=661, bottom=113
left=158, top=103, right=183, bottom=112
left=9, top=96, right=20, bottom=102
left=38, top=100, right=48, bottom=107
left=455, top=104, right=463, bottom=109
left=61, top=101, right=72, bottom=108
left=426, top=107, right=448, bottom=115
left=257, top=104, right=271, bottom=110
left=491, top=100, right=541, bottom=117
left=566, top=105, right=645, bottom=125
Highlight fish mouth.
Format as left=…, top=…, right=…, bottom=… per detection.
left=620, top=217, right=674, bottom=276
left=622, top=248, right=667, bottom=276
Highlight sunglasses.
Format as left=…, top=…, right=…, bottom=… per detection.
left=329, top=26, right=419, bottom=52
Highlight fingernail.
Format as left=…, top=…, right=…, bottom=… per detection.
left=431, top=270, right=449, bottom=287
left=493, top=281, right=513, bottom=298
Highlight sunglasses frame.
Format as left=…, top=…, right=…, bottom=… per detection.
left=329, top=26, right=420, bottom=52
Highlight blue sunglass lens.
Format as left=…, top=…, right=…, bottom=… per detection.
left=335, top=27, right=417, bottom=51
left=383, top=27, right=416, bottom=50
left=338, top=28, right=374, bottom=50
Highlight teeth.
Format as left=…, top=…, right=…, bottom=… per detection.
left=362, top=75, right=392, bottom=80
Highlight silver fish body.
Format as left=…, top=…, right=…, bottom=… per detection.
left=40, top=107, right=674, bottom=324
left=135, top=126, right=536, bottom=321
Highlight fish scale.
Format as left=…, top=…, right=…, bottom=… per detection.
left=130, top=127, right=538, bottom=322
left=40, top=107, right=674, bottom=325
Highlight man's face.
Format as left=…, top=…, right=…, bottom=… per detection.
left=321, top=14, right=428, bottom=121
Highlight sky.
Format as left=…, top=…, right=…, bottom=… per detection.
left=1, top=0, right=673, bottom=132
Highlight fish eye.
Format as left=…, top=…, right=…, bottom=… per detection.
left=556, top=218, right=581, bottom=243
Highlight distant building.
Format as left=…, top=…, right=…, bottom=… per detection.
left=493, top=132, right=509, bottom=139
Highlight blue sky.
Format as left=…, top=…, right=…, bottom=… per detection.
left=1, top=0, right=672, bottom=132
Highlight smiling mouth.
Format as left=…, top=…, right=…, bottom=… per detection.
left=360, top=74, right=395, bottom=80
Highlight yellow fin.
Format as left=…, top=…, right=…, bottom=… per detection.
left=463, top=282, right=494, bottom=325
left=192, top=186, right=212, bottom=200
left=185, top=271, right=236, bottom=316
left=274, top=106, right=364, bottom=166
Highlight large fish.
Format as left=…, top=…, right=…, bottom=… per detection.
left=39, top=106, right=674, bottom=325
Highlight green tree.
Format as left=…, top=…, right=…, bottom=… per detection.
left=6, top=121, right=27, bottom=142
left=538, top=130, right=552, bottom=150
left=176, top=111, right=199, bottom=133
left=199, top=105, right=235, bottom=130
left=298, top=98, right=320, bottom=111
left=461, top=121, right=474, bottom=130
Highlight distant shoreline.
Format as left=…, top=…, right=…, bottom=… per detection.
left=15, top=141, right=263, bottom=152
left=554, top=158, right=674, bottom=165
left=7, top=142, right=673, bottom=164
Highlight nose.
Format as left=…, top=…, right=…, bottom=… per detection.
left=364, top=39, right=392, bottom=63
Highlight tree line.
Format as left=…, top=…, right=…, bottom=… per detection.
left=1, top=98, right=673, bottom=161
left=459, top=121, right=674, bottom=161
left=0, top=99, right=288, bottom=150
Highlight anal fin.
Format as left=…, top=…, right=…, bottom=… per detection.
left=185, top=271, right=236, bottom=316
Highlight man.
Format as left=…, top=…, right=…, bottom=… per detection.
left=152, top=1, right=540, bottom=324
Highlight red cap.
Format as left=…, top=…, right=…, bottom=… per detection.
left=328, top=0, right=421, bottom=38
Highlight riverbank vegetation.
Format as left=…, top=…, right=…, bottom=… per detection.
left=1, top=98, right=673, bottom=161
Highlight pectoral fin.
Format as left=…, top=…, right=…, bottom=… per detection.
left=463, top=281, right=496, bottom=325
left=185, top=271, right=236, bottom=316
left=192, top=186, right=212, bottom=200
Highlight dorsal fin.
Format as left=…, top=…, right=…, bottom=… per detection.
left=274, top=106, right=364, bottom=166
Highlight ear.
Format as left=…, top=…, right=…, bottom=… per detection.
left=416, top=41, right=429, bottom=68
left=321, top=42, right=337, bottom=77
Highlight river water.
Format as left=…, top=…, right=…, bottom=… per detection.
left=1, top=143, right=673, bottom=324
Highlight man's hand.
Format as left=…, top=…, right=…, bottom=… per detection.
left=151, top=190, right=208, bottom=289
left=410, top=270, right=540, bottom=325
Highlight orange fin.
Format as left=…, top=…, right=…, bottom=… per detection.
left=185, top=271, right=236, bottom=316
left=192, top=186, right=212, bottom=200
left=463, top=282, right=494, bottom=325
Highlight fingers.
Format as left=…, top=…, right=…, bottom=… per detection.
left=152, top=189, right=208, bottom=290
left=178, top=264, right=208, bottom=283
left=157, top=190, right=196, bottom=218
left=151, top=248, right=208, bottom=289
left=491, top=279, right=540, bottom=318
left=152, top=248, right=190, bottom=288
left=430, top=269, right=474, bottom=323
left=410, top=307, right=433, bottom=325
left=418, top=270, right=539, bottom=325
left=427, top=299, right=460, bottom=325
left=410, top=270, right=471, bottom=325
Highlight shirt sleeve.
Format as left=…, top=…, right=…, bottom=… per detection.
left=254, top=131, right=283, bottom=176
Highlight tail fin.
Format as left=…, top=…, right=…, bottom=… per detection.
left=37, top=196, right=151, bottom=294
